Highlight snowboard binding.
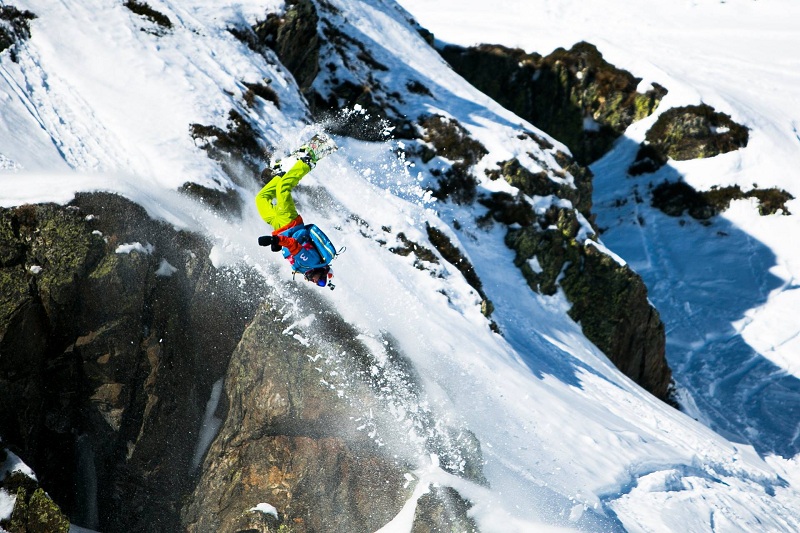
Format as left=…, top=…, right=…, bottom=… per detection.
left=272, top=133, right=338, bottom=171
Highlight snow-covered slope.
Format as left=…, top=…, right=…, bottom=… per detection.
left=2, top=0, right=800, bottom=531
left=399, top=0, right=800, bottom=459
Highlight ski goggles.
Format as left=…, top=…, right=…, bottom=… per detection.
left=304, top=267, right=330, bottom=287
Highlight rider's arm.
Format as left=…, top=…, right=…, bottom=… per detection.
left=276, top=235, right=301, bottom=256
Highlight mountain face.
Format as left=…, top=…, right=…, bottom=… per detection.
left=3, top=0, right=795, bottom=532
left=253, top=0, right=673, bottom=400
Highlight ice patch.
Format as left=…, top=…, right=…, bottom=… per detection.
left=528, top=256, right=544, bottom=274
left=192, top=379, right=225, bottom=470
left=155, top=258, right=178, bottom=277
left=249, top=502, right=278, bottom=519
left=115, top=242, right=154, bottom=255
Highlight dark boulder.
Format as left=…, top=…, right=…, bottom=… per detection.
left=440, top=41, right=667, bottom=165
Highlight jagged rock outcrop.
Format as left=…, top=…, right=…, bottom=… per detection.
left=0, top=194, right=264, bottom=532
left=243, top=0, right=416, bottom=140
left=439, top=41, right=667, bottom=165
left=629, top=103, right=749, bottom=175
left=421, top=113, right=672, bottom=400
left=181, top=302, right=411, bottom=532
left=0, top=5, right=36, bottom=61
left=645, top=103, right=748, bottom=161
left=502, top=203, right=671, bottom=400
left=628, top=104, right=793, bottom=219
left=252, top=0, right=320, bottom=94
left=123, top=0, right=173, bottom=32
left=651, top=180, right=794, bottom=219
left=416, top=114, right=488, bottom=205
left=485, top=149, right=594, bottom=219
left=182, top=270, right=485, bottom=532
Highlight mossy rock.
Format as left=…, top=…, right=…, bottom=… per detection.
left=0, top=210, right=25, bottom=267
left=652, top=180, right=794, bottom=218
left=645, top=103, right=748, bottom=161
left=504, top=202, right=671, bottom=400
left=553, top=151, right=594, bottom=216
left=0, top=204, right=105, bottom=337
left=488, top=155, right=594, bottom=218
left=0, top=266, right=31, bottom=337
left=416, top=115, right=487, bottom=204
left=2, top=470, right=39, bottom=495
left=749, top=187, right=794, bottom=215
left=440, top=41, right=667, bottom=165
left=2, top=482, right=70, bottom=533
left=30, top=206, right=105, bottom=305
left=419, top=115, right=488, bottom=167
left=0, top=6, right=36, bottom=60
left=497, top=158, right=556, bottom=198
left=505, top=206, right=583, bottom=296
left=478, top=191, right=536, bottom=227
left=560, top=243, right=671, bottom=399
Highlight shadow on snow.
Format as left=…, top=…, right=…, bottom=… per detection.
left=593, top=135, right=798, bottom=458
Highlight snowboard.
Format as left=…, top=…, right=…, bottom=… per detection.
left=273, top=133, right=338, bottom=171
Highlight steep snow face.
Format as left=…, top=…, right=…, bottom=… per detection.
left=399, top=0, right=800, bottom=525
left=0, top=0, right=305, bottom=186
left=2, top=1, right=800, bottom=532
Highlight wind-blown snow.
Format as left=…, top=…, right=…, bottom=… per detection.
left=2, top=0, right=800, bottom=531
left=192, top=378, right=225, bottom=470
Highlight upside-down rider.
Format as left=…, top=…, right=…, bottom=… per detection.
left=255, top=135, right=338, bottom=288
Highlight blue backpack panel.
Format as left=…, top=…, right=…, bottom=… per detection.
left=281, top=224, right=338, bottom=273
left=306, top=224, right=337, bottom=265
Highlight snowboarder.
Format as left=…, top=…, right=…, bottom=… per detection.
left=255, top=134, right=339, bottom=288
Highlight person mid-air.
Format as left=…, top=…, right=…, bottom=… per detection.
left=255, top=133, right=339, bottom=288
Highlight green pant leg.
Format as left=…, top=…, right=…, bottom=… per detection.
left=255, top=160, right=312, bottom=230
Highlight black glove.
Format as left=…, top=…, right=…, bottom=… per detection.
left=258, top=235, right=283, bottom=252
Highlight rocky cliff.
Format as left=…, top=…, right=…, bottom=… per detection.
left=181, top=293, right=483, bottom=533
left=0, top=194, right=265, bottom=531
left=0, top=192, right=483, bottom=531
